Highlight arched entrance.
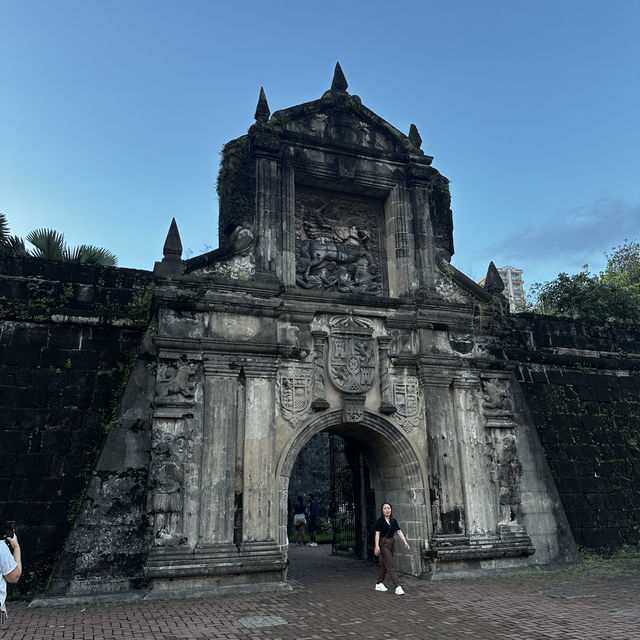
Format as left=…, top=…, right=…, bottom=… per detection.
left=278, top=410, right=430, bottom=576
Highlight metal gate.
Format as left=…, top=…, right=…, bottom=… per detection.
left=328, top=435, right=372, bottom=558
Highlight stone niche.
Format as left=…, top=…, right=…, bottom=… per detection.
left=44, top=65, right=577, bottom=604
left=295, top=187, right=387, bottom=296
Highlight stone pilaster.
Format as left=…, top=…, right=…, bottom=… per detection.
left=240, top=357, right=279, bottom=547
left=252, top=131, right=282, bottom=275
left=199, top=359, right=240, bottom=547
left=418, top=367, right=466, bottom=535
left=451, top=374, right=497, bottom=534
left=407, top=165, right=436, bottom=290
left=384, top=184, right=416, bottom=297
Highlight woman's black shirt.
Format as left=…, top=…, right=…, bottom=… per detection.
left=375, top=517, right=401, bottom=538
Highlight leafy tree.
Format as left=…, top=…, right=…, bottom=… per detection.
left=0, top=213, right=117, bottom=266
left=531, top=241, right=640, bottom=324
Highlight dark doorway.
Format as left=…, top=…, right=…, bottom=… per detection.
left=288, top=431, right=375, bottom=559
left=328, top=434, right=376, bottom=559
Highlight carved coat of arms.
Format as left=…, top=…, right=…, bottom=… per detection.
left=279, top=367, right=312, bottom=428
left=391, top=379, right=421, bottom=433
left=328, top=316, right=376, bottom=394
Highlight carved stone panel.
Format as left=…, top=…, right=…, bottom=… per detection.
left=481, top=376, right=516, bottom=429
left=294, top=187, right=385, bottom=295
left=278, top=365, right=312, bottom=428
left=391, top=376, right=422, bottom=434
left=327, top=316, right=376, bottom=394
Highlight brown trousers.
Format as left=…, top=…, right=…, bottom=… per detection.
left=377, top=537, right=400, bottom=587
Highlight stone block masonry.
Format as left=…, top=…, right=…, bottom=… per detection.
left=501, top=314, right=640, bottom=549
left=0, top=255, right=154, bottom=597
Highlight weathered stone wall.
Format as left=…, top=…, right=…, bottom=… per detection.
left=0, top=256, right=154, bottom=596
left=500, top=314, right=640, bottom=549
left=2, top=253, right=639, bottom=598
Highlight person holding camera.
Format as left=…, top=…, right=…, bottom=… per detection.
left=1, top=525, right=22, bottom=623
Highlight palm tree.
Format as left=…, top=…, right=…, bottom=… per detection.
left=1, top=213, right=117, bottom=266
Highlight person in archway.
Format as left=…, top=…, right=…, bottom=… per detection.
left=374, top=502, right=410, bottom=595
left=307, top=494, right=319, bottom=547
left=292, top=496, right=307, bottom=546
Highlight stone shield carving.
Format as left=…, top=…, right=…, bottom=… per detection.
left=279, top=367, right=312, bottom=427
left=391, top=379, right=421, bottom=433
left=328, top=316, right=376, bottom=394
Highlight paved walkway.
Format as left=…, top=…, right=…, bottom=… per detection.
left=2, top=545, right=640, bottom=639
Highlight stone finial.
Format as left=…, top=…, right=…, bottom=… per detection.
left=483, top=261, right=505, bottom=296
left=154, top=218, right=184, bottom=277
left=408, top=123, right=422, bottom=149
left=254, top=87, right=270, bottom=123
left=163, top=218, right=183, bottom=261
left=331, top=61, right=348, bottom=92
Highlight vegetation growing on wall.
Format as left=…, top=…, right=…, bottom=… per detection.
left=216, top=137, right=253, bottom=244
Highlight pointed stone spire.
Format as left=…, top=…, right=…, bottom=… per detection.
left=163, top=218, right=183, bottom=260
left=483, top=261, right=505, bottom=296
left=331, top=61, right=348, bottom=92
left=408, top=123, right=422, bottom=149
left=254, top=87, right=270, bottom=123
left=154, top=218, right=184, bottom=276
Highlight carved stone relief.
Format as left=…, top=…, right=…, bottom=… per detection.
left=327, top=315, right=376, bottom=394
left=295, top=187, right=384, bottom=295
left=154, top=359, right=199, bottom=407
left=390, top=375, right=422, bottom=434
left=149, top=428, right=194, bottom=546
left=278, top=365, right=312, bottom=428
left=481, top=377, right=514, bottom=423
left=197, top=253, right=256, bottom=280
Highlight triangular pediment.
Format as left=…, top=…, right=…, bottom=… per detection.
left=267, top=91, right=429, bottom=160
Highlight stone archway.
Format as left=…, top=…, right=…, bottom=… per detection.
left=277, top=410, right=430, bottom=577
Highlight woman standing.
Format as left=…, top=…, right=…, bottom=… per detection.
left=292, top=496, right=307, bottom=546
left=374, top=502, right=410, bottom=595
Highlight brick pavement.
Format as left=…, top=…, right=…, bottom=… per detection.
left=2, top=545, right=639, bottom=640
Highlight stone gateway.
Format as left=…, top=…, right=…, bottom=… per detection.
left=43, top=64, right=577, bottom=601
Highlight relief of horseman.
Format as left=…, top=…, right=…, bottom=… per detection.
left=300, top=233, right=375, bottom=280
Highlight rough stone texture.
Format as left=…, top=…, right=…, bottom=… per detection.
left=3, top=71, right=639, bottom=603
left=0, top=256, right=154, bottom=596
left=499, top=314, right=640, bottom=549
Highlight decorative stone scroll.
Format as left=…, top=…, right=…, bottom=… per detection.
left=278, top=366, right=312, bottom=428
left=328, top=315, right=376, bottom=394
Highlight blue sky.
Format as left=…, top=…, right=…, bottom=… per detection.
left=2, top=1, right=639, bottom=296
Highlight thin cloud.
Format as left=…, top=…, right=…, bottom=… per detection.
left=488, top=198, right=640, bottom=262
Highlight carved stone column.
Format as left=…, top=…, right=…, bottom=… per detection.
left=418, top=367, right=466, bottom=535
left=199, top=358, right=239, bottom=549
left=240, top=357, right=279, bottom=550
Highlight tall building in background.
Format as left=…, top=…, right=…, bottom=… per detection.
left=478, top=265, right=526, bottom=311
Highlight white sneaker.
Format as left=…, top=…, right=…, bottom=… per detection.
left=395, top=586, right=405, bottom=595
left=309, top=542, right=317, bottom=547
left=375, top=583, right=388, bottom=592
